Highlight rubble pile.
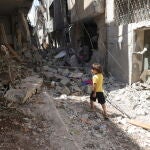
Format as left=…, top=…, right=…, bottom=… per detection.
left=51, top=76, right=149, bottom=149
left=41, top=65, right=92, bottom=96
left=105, top=77, right=150, bottom=121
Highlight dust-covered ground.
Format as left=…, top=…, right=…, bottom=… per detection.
left=52, top=94, right=148, bottom=150
left=0, top=63, right=149, bottom=150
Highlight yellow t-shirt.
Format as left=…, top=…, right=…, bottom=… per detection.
left=92, top=73, right=103, bottom=92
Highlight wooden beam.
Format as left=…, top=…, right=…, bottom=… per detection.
left=128, top=119, right=150, bottom=130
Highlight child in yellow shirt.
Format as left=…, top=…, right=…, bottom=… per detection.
left=90, top=63, right=108, bottom=119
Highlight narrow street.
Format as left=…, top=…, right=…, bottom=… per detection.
left=0, top=62, right=149, bottom=150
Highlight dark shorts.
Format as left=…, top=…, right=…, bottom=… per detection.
left=90, top=91, right=106, bottom=104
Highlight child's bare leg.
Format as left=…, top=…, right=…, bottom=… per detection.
left=101, top=104, right=108, bottom=118
left=90, top=100, right=94, bottom=110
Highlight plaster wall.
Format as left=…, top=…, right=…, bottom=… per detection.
left=106, top=0, right=150, bottom=83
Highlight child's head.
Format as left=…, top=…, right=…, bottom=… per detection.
left=91, top=63, right=102, bottom=74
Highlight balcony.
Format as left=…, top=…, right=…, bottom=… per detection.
left=67, top=0, right=105, bottom=22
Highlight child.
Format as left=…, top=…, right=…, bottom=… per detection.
left=90, top=63, right=108, bottom=119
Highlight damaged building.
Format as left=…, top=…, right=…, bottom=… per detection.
left=0, top=0, right=33, bottom=52
left=67, top=0, right=107, bottom=68
left=31, top=0, right=150, bottom=84
left=33, top=0, right=69, bottom=49
left=0, top=0, right=34, bottom=93
left=67, top=0, right=150, bottom=84
left=33, top=0, right=107, bottom=67
left=106, top=0, right=150, bottom=84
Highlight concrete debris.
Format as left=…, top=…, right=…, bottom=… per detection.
left=4, top=76, right=43, bottom=106
left=62, top=86, right=71, bottom=95
left=54, top=50, right=67, bottom=59
left=105, top=77, right=150, bottom=122
left=69, top=72, right=83, bottom=78
left=60, top=77, right=70, bottom=85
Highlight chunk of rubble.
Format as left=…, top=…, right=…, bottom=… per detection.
left=85, top=85, right=92, bottom=94
left=60, top=77, right=70, bottom=85
left=69, top=72, right=83, bottom=78
left=4, top=76, right=43, bottom=106
left=61, top=86, right=71, bottom=95
left=4, top=89, right=26, bottom=104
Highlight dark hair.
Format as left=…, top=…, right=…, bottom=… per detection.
left=92, top=63, right=102, bottom=73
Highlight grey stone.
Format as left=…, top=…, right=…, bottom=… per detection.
left=85, top=85, right=92, bottom=94
left=4, top=89, right=26, bottom=104
left=61, top=86, right=71, bottom=95
left=60, top=78, right=70, bottom=85
left=71, top=85, right=82, bottom=92
left=5, top=76, right=43, bottom=105
left=70, top=55, right=80, bottom=67
left=82, top=114, right=89, bottom=119
left=92, top=133, right=102, bottom=138
left=43, top=72, right=54, bottom=80
left=43, top=66, right=51, bottom=71
left=62, top=69, right=70, bottom=76
left=93, top=125, right=100, bottom=130
left=69, top=72, right=83, bottom=78
left=55, top=86, right=62, bottom=92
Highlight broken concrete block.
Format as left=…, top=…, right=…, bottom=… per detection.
left=60, top=78, right=70, bottom=85
left=69, top=72, right=83, bottom=78
left=71, top=85, right=82, bottom=92
left=61, top=86, right=71, bottom=95
left=85, top=85, right=92, bottom=94
left=62, top=69, right=70, bottom=76
left=49, top=68, right=58, bottom=74
left=43, top=72, right=54, bottom=80
left=4, top=76, right=43, bottom=105
left=70, top=55, right=80, bottom=67
left=43, top=66, right=51, bottom=71
left=55, top=86, right=62, bottom=93
left=4, top=89, right=26, bottom=104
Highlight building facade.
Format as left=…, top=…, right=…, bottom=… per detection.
left=106, top=0, right=150, bottom=83
left=33, top=0, right=68, bottom=49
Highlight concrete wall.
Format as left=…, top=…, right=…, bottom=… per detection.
left=106, top=0, right=150, bottom=83
left=95, top=15, right=107, bottom=68
left=67, top=0, right=104, bottom=22
left=106, top=0, right=129, bottom=82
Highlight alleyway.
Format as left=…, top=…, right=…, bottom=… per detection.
left=0, top=58, right=149, bottom=149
